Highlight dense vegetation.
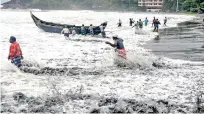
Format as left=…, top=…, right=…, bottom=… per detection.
left=3, top=0, right=204, bottom=12
left=163, top=0, right=204, bottom=12
left=14, top=0, right=146, bottom=11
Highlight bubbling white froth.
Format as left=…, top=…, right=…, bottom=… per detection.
left=0, top=10, right=203, bottom=111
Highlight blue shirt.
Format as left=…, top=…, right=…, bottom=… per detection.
left=114, top=38, right=124, bottom=49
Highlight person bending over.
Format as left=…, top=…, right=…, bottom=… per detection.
left=8, top=36, right=23, bottom=68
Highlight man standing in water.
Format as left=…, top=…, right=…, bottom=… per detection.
left=132, top=21, right=139, bottom=34
left=105, top=35, right=126, bottom=58
left=152, top=17, right=156, bottom=27
left=138, top=19, right=143, bottom=29
left=81, top=24, right=86, bottom=36
left=153, top=19, right=161, bottom=32
left=100, top=24, right=106, bottom=38
left=129, top=18, right=134, bottom=26
left=71, top=26, right=77, bottom=36
left=61, top=25, right=70, bottom=39
left=8, top=36, right=23, bottom=68
left=117, top=19, right=122, bottom=27
left=144, top=17, right=149, bottom=26
left=164, top=17, right=167, bottom=26
left=89, top=24, right=94, bottom=36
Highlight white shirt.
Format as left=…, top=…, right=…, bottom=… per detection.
left=89, top=26, right=94, bottom=31
left=100, top=25, right=104, bottom=32
left=61, top=28, right=70, bottom=34
left=72, top=30, right=76, bottom=35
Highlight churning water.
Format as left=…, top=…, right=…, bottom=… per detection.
left=0, top=10, right=203, bottom=113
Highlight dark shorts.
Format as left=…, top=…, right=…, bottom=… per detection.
left=64, top=33, right=69, bottom=37
left=11, top=56, right=22, bottom=67
left=81, top=30, right=86, bottom=35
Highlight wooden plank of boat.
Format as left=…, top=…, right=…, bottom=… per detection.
left=30, top=12, right=107, bottom=35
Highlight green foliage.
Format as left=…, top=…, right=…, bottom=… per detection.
left=200, top=2, right=204, bottom=8
left=190, top=7, right=199, bottom=12
left=162, top=0, right=178, bottom=12
left=182, top=0, right=197, bottom=11
left=163, top=0, right=204, bottom=12
left=17, top=0, right=144, bottom=11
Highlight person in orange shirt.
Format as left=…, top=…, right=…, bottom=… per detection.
left=8, top=36, right=23, bottom=67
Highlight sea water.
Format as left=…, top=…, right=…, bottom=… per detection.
left=0, top=10, right=203, bottom=113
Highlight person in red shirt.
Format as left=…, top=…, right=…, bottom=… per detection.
left=152, top=17, right=156, bottom=27
left=8, top=36, right=23, bottom=67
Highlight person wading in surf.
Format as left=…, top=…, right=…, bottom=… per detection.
left=138, top=19, right=143, bottom=29
left=100, top=24, right=106, bottom=38
left=132, top=21, right=139, bottom=34
left=61, top=25, right=70, bottom=39
left=8, top=36, right=23, bottom=68
left=129, top=18, right=134, bottom=26
left=81, top=24, right=86, bottom=36
left=153, top=19, right=161, bottom=32
left=117, top=19, right=122, bottom=27
left=89, top=24, right=94, bottom=36
left=164, top=17, right=167, bottom=26
left=71, top=26, right=77, bottom=36
left=105, top=35, right=126, bottom=58
left=144, top=17, right=149, bottom=26
left=152, top=17, right=156, bottom=27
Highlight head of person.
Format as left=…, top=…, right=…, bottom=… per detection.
left=139, top=19, right=141, bottom=21
left=112, top=35, right=118, bottom=40
left=157, top=19, right=159, bottom=20
left=9, top=36, right=16, bottom=43
left=82, top=24, right=84, bottom=26
left=90, top=24, right=92, bottom=26
left=146, top=17, right=147, bottom=19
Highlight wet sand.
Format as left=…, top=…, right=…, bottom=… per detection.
left=144, top=15, right=204, bottom=62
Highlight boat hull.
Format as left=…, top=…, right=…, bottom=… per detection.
left=30, top=12, right=107, bottom=35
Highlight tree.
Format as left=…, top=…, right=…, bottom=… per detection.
left=182, top=0, right=197, bottom=11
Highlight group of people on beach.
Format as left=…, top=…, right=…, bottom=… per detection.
left=61, top=23, right=106, bottom=39
left=8, top=34, right=126, bottom=68
left=61, top=16, right=168, bottom=40
left=8, top=16, right=168, bottom=68
left=117, top=17, right=167, bottom=33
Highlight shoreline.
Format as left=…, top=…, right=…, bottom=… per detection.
left=143, top=15, right=204, bottom=62
left=1, top=10, right=204, bottom=113
left=1, top=8, right=204, bottom=15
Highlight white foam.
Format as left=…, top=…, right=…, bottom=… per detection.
left=0, top=10, right=203, bottom=110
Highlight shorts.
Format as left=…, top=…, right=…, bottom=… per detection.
left=117, top=48, right=127, bottom=59
left=90, top=30, right=94, bottom=35
left=81, top=30, right=86, bottom=35
left=11, top=56, right=22, bottom=67
left=64, top=33, right=69, bottom=37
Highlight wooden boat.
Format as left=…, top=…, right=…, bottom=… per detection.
left=30, top=12, right=107, bottom=35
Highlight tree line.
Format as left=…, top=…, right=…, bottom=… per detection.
left=19, top=0, right=146, bottom=11
left=162, top=0, right=204, bottom=12
left=3, top=0, right=204, bottom=12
